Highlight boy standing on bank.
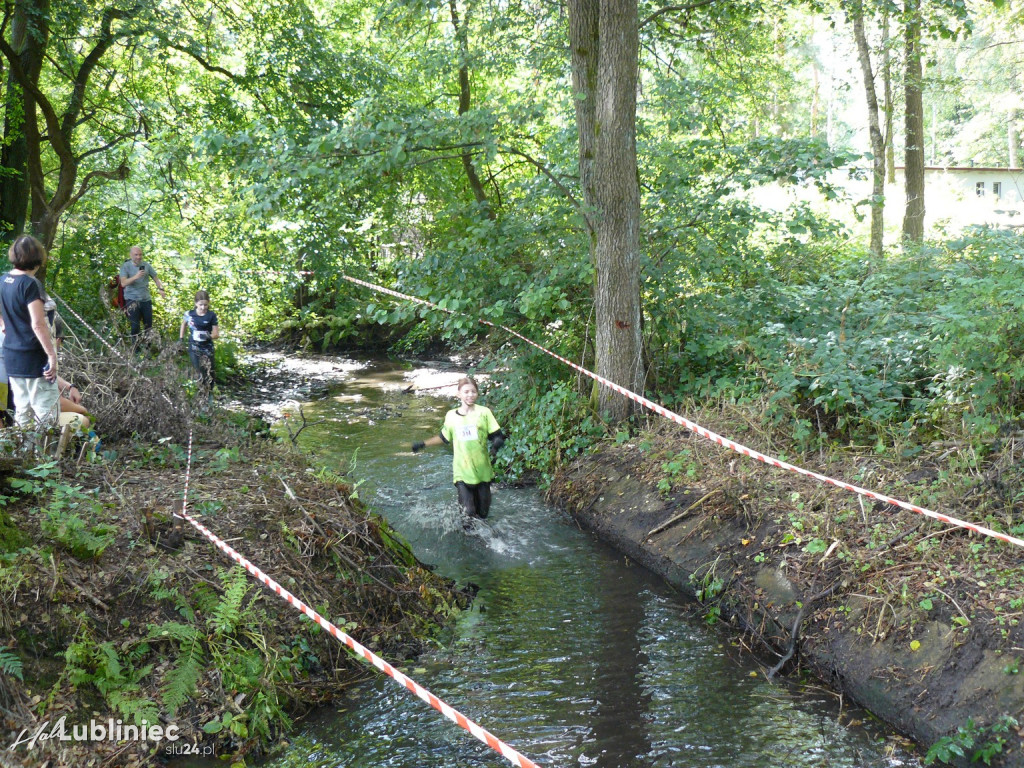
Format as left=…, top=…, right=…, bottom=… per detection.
left=411, top=376, right=505, bottom=520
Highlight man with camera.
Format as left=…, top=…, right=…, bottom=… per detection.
left=118, top=245, right=167, bottom=342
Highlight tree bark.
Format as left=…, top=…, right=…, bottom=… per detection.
left=593, top=0, right=642, bottom=421
left=569, top=0, right=599, bottom=227
left=568, top=0, right=642, bottom=423
left=851, top=2, right=885, bottom=256
left=448, top=0, right=492, bottom=217
left=0, top=0, right=49, bottom=242
left=881, top=8, right=895, bottom=184
left=902, top=0, right=925, bottom=243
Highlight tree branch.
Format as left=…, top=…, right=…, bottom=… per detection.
left=69, top=163, right=130, bottom=208
left=640, top=0, right=718, bottom=30
left=62, top=7, right=137, bottom=139
left=0, top=36, right=68, bottom=161
left=498, top=144, right=593, bottom=233
left=165, top=42, right=240, bottom=79
left=75, top=129, right=140, bottom=162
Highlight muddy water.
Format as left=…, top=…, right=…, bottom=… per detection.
left=255, top=356, right=920, bottom=768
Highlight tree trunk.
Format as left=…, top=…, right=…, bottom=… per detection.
left=568, top=0, right=642, bottom=423
left=1009, top=111, right=1019, bottom=169
left=0, top=4, right=132, bottom=252
left=0, top=0, right=49, bottom=242
left=902, top=0, right=925, bottom=243
left=593, top=0, right=642, bottom=421
left=882, top=8, right=895, bottom=184
left=569, top=0, right=598, bottom=221
left=851, top=3, right=885, bottom=256
left=448, top=0, right=492, bottom=217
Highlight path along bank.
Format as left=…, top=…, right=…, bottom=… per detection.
left=547, top=421, right=1024, bottom=768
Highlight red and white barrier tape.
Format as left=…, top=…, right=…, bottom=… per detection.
left=342, top=273, right=1024, bottom=550
left=53, top=293, right=180, bottom=411
left=53, top=294, right=128, bottom=362
left=175, top=431, right=540, bottom=768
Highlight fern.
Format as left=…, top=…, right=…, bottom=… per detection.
left=210, top=567, right=252, bottom=636
left=147, top=622, right=205, bottom=716
left=0, top=648, right=22, bottom=681
left=162, top=655, right=203, bottom=717
left=108, top=691, right=161, bottom=728
left=146, top=621, right=201, bottom=646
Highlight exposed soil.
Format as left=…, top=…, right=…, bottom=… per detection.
left=548, top=421, right=1024, bottom=768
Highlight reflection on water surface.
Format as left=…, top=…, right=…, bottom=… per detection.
left=233, top=357, right=921, bottom=768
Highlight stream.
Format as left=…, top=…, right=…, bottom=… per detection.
left=241, top=354, right=921, bottom=768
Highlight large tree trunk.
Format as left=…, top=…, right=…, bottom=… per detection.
left=851, top=3, right=885, bottom=256
left=569, top=0, right=598, bottom=221
left=902, top=0, right=925, bottom=243
left=593, top=0, right=642, bottom=422
left=0, top=0, right=49, bottom=242
left=569, top=0, right=643, bottom=423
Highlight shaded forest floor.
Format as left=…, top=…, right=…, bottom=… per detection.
left=549, top=410, right=1024, bottom=767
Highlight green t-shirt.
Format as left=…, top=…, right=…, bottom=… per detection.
left=441, top=405, right=501, bottom=485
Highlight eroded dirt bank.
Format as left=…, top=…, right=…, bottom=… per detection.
left=548, top=425, right=1024, bottom=767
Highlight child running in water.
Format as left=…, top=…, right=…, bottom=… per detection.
left=411, top=376, right=505, bottom=520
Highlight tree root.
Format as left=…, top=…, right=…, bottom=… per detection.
left=766, top=581, right=839, bottom=679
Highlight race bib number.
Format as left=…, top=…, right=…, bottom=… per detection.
left=456, top=424, right=478, bottom=441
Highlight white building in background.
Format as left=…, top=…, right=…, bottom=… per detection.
left=892, top=166, right=1024, bottom=229
left=740, top=165, right=1024, bottom=239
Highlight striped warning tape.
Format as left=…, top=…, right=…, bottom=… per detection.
left=175, top=430, right=540, bottom=768
left=53, top=294, right=128, bottom=361
left=341, top=273, right=1024, bottom=550
left=53, top=293, right=181, bottom=411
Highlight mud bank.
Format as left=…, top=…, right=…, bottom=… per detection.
left=548, top=427, right=1024, bottom=767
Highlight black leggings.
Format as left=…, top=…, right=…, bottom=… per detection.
left=126, top=299, right=153, bottom=337
left=455, top=481, right=492, bottom=519
left=189, top=346, right=215, bottom=392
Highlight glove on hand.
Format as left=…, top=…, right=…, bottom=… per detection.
left=411, top=441, right=426, bottom=453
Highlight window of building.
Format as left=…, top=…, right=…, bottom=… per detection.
left=993, top=182, right=1002, bottom=197
left=977, top=181, right=986, bottom=196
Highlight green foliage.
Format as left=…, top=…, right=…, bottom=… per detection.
left=39, top=485, right=117, bottom=560
left=925, top=716, right=1019, bottom=766
left=7, top=461, right=62, bottom=497
left=214, top=337, right=244, bottom=383
left=64, top=630, right=160, bottom=727
left=209, top=566, right=257, bottom=637
left=657, top=450, right=698, bottom=496
left=10, top=469, right=118, bottom=561
left=0, top=647, right=23, bottom=681
left=146, top=622, right=205, bottom=717
left=640, top=232, right=1024, bottom=446
left=489, top=366, right=606, bottom=484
